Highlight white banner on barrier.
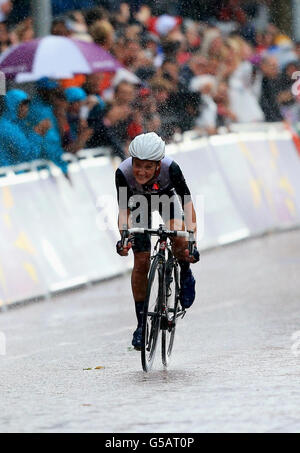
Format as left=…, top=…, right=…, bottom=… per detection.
left=0, top=127, right=300, bottom=307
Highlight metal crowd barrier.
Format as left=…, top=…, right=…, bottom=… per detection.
left=0, top=124, right=300, bottom=308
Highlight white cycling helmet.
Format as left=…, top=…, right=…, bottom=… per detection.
left=129, top=132, right=165, bottom=161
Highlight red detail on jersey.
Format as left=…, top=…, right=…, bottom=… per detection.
left=152, top=183, right=159, bottom=191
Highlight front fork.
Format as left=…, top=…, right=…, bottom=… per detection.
left=159, top=244, right=176, bottom=331
left=157, top=240, right=184, bottom=331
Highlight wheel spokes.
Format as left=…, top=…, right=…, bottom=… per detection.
left=162, top=263, right=180, bottom=367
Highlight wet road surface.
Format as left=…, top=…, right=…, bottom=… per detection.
left=1, top=230, right=300, bottom=433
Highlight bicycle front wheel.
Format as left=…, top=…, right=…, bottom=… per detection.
left=141, top=255, right=164, bottom=372
left=162, top=261, right=180, bottom=367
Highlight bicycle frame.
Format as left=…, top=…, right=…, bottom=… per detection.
left=121, top=224, right=194, bottom=371
left=152, top=234, right=185, bottom=330
left=122, top=223, right=194, bottom=322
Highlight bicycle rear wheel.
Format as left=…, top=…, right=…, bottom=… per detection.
left=141, top=255, right=164, bottom=372
left=161, top=261, right=180, bottom=367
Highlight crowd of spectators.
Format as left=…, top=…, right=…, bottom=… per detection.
left=1, top=0, right=300, bottom=171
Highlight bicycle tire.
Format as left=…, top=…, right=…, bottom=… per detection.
left=141, top=254, right=164, bottom=372
left=161, top=261, right=180, bottom=367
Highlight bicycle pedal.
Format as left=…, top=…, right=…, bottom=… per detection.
left=176, top=309, right=186, bottom=319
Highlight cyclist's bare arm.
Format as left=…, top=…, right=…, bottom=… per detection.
left=118, top=208, right=131, bottom=233
left=117, top=208, right=132, bottom=256
left=184, top=200, right=197, bottom=241
left=171, top=200, right=197, bottom=263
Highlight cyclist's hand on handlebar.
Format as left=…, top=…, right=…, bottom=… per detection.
left=116, top=240, right=132, bottom=256
left=184, top=245, right=200, bottom=263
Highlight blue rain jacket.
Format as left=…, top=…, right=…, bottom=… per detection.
left=0, top=90, right=43, bottom=167
left=27, top=96, right=68, bottom=174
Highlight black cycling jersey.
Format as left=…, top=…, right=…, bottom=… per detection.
left=115, top=156, right=192, bottom=252
left=115, top=156, right=191, bottom=208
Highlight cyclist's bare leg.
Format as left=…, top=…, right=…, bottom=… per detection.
left=165, top=219, right=196, bottom=309
left=165, top=218, right=188, bottom=261
left=131, top=251, right=151, bottom=302
left=131, top=252, right=151, bottom=334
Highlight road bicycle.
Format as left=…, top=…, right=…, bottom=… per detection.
left=121, top=225, right=194, bottom=372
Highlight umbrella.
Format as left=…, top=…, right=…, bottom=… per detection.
left=0, top=35, right=122, bottom=83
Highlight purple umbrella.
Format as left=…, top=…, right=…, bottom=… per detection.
left=0, top=35, right=123, bottom=82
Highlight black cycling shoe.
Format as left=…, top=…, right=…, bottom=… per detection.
left=132, top=326, right=143, bottom=350
left=180, top=268, right=196, bottom=309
